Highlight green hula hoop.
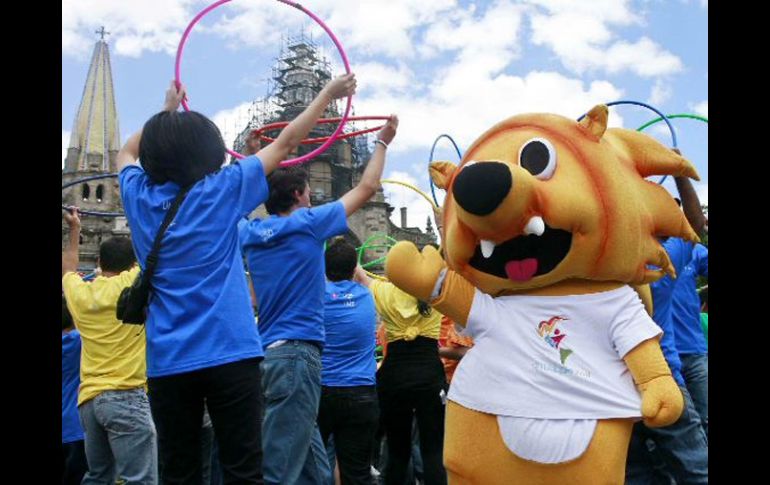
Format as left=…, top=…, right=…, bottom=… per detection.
left=357, top=233, right=398, bottom=267
left=637, top=113, right=708, bottom=132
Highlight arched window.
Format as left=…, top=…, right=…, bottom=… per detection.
left=96, top=184, right=104, bottom=203
left=81, top=184, right=90, bottom=201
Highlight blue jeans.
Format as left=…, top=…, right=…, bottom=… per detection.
left=79, top=388, right=158, bottom=484
left=681, top=353, right=708, bottom=438
left=262, top=341, right=331, bottom=485
left=625, top=386, right=708, bottom=485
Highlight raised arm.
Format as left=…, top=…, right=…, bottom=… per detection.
left=257, top=73, right=357, bottom=175
left=117, top=81, right=187, bottom=173
left=672, top=148, right=707, bottom=237
left=353, top=265, right=373, bottom=288
left=339, top=115, right=399, bottom=216
left=62, top=208, right=81, bottom=276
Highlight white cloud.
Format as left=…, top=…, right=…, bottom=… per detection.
left=649, top=79, right=672, bottom=106
left=211, top=0, right=458, bottom=59
left=62, top=0, right=199, bottom=59
left=353, top=62, right=414, bottom=94
left=691, top=100, right=708, bottom=118
left=527, top=1, right=683, bottom=77
left=354, top=70, right=624, bottom=153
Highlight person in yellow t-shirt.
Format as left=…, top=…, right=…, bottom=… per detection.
left=354, top=266, right=448, bottom=485
left=62, top=208, right=157, bottom=483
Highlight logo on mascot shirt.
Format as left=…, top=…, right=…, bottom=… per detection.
left=537, top=316, right=573, bottom=364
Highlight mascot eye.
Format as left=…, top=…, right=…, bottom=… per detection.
left=518, top=138, right=557, bottom=180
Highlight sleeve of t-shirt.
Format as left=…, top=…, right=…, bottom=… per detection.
left=695, top=244, right=708, bottom=277
left=237, top=217, right=251, bottom=248
left=62, top=272, right=87, bottom=323
left=666, top=238, right=693, bottom=277
left=118, top=165, right=147, bottom=220
left=307, top=202, right=348, bottom=241
left=465, top=289, right=497, bottom=339
left=222, top=156, right=269, bottom=217
left=609, top=288, right=664, bottom=358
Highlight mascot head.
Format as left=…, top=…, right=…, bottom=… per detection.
left=431, top=105, right=700, bottom=296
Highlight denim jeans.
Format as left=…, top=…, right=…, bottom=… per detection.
left=318, top=385, right=380, bottom=485
left=262, top=340, right=331, bottom=485
left=79, top=387, right=158, bottom=485
left=625, top=386, right=708, bottom=485
left=680, top=353, right=708, bottom=438
left=148, top=357, right=264, bottom=485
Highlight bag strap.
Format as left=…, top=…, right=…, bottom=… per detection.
left=143, top=185, right=192, bottom=284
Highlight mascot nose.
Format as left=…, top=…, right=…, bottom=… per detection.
left=453, top=162, right=512, bottom=216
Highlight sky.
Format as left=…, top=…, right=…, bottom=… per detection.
left=62, top=0, right=708, bottom=233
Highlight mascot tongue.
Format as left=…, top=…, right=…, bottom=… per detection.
left=505, top=258, right=538, bottom=281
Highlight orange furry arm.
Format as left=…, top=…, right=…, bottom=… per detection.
left=623, top=339, right=684, bottom=427
left=430, top=270, right=475, bottom=326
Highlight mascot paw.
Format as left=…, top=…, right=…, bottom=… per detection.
left=385, top=242, right=446, bottom=301
left=640, top=375, right=684, bottom=427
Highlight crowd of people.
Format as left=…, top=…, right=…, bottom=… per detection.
left=62, top=75, right=708, bottom=485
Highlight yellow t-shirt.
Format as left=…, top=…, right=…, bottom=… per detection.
left=369, top=280, right=441, bottom=343
left=62, top=266, right=146, bottom=405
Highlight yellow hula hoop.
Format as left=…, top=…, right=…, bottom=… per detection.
left=380, top=179, right=439, bottom=210
left=365, top=269, right=388, bottom=281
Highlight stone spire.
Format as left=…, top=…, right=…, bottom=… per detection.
left=64, top=27, right=120, bottom=172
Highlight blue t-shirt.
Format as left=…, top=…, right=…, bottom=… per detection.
left=649, top=237, right=694, bottom=386
left=119, top=156, right=268, bottom=377
left=672, top=243, right=708, bottom=355
left=322, top=280, right=378, bottom=386
left=62, top=330, right=84, bottom=443
left=240, top=202, right=348, bottom=347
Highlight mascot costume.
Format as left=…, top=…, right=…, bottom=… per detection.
left=384, top=105, right=698, bottom=484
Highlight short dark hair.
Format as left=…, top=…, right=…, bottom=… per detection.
left=99, top=237, right=136, bottom=273
left=265, top=167, right=309, bottom=215
left=325, top=238, right=357, bottom=281
left=62, top=295, right=74, bottom=331
left=139, top=111, right=226, bottom=186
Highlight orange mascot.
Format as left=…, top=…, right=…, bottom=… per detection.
left=384, top=105, right=699, bottom=484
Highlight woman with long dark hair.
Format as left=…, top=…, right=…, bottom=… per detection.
left=117, top=75, right=355, bottom=484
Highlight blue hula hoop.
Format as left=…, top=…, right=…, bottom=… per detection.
left=578, top=100, right=677, bottom=185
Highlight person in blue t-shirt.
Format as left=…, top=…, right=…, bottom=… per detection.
left=240, top=115, right=399, bottom=485
left=672, top=242, right=708, bottom=437
left=626, top=156, right=709, bottom=485
left=62, top=295, right=88, bottom=485
left=317, top=238, right=379, bottom=484
left=117, top=74, right=356, bottom=484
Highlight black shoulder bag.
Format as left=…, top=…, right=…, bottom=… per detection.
left=116, top=186, right=191, bottom=324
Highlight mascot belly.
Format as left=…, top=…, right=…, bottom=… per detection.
left=385, top=105, right=698, bottom=484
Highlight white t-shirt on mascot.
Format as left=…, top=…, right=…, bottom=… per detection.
left=448, top=285, right=661, bottom=463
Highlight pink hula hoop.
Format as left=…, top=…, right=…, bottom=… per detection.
left=174, top=0, right=352, bottom=166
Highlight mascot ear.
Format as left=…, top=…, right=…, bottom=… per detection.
left=429, top=161, right=459, bottom=189
left=579, top=104, right=609, bottom=140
